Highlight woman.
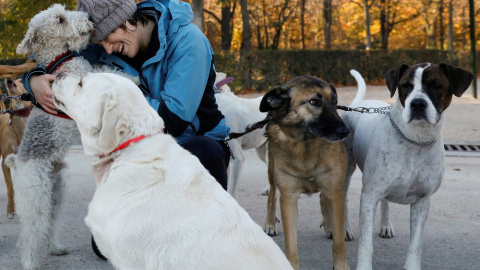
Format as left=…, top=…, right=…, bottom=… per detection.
left=25, top=0, right=231, bottom=190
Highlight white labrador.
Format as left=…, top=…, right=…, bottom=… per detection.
left=52, top=72, right=293, bottom=270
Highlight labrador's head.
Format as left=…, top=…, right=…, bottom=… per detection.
left=52, top=72, right=164, bottom=156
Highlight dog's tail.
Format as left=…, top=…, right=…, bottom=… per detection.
left=350, top=69, right=366, bottom=104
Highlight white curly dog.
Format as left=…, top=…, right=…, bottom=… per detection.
left=9, top=4, right=136, bottom=269
left=214, top=72, right=268, bottom=197
left=50, top=71, right=293, bottom=270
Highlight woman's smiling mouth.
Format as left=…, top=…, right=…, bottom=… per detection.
left=118, top=42, right=124, bottom=54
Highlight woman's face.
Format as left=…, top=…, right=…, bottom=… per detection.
left=99, top=26, right=141, bottom=58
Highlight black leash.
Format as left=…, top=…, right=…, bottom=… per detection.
left=226, top=118, right=271, bottom=141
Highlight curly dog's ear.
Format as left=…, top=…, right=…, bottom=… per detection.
left=98, top=93, right=129, bottom=154
left=17, top=28, right=38, bottom=55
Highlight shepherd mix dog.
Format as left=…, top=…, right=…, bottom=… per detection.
left=260, top=76, right=350, bottom=270
left=51, top=72, right=293, bottom=270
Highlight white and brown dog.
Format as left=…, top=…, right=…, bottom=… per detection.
left=343, top=63, right=474, bottom=270
left=51, top=72, right=293, bottom=270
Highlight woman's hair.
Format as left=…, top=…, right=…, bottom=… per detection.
left=120, top=11, right=151, bottom=30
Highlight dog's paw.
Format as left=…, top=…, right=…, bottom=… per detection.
left=263, top=224, right=277, bottom=236
left=49, top=245, right=68, bottom=256
left=22, top=260, right=41, bottom=270
left=7, top=212, right=15, bottom=219
left=320, top=221, right=333, bottom=239
left=261, top=185, right=270, bottom=196
left=379, top=225, right=395, bottom=238
left=345, top=230, right=354, bottom=241
left=345, top=223, right=354, bottom=241
left=4, top=154, right=16, bottom=168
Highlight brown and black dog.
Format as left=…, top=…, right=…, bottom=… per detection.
left=1, top=78, right=32, bottom=218
left=260, top=76, right=350, bottom=270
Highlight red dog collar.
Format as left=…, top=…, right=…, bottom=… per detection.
left=99, top=135, right=147, bottom=158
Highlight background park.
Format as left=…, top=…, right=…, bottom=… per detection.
left=0, top=1, right=479, bottom=269
left=0, top=0, right=479, bottom=97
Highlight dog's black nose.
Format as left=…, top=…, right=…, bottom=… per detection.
left=410, top=98, right=427, bottom=111
left=336, top=125, right=350, bottom=138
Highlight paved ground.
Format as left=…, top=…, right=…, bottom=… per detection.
left=0, top=82, right=479, bottom=269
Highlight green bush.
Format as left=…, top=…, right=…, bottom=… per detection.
left=215, top=49, right=466, bottom=93
left=1, top=50, right=473, bottom=94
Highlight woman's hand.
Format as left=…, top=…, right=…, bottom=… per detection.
left=29, top=74, right=58, bottom=114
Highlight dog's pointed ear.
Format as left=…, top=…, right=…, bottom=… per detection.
left=98, top=93, right=129, bottom=154
left=439, top=63, right=475, bottom=97
left=384, top=64, right=409, bottom=98
left=259, top=86, right=289, bottom=112
left=216, top=72, right=227, bottom=82
left=16, top=29, right=37, bottom=55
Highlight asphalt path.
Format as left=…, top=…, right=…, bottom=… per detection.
left=0, top=82, right=479, bottom=269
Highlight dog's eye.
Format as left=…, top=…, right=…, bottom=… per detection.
left=309, top=99, right=322, bottom=107
left=58, top=17, right=65, bottom=24
left=401, top=84, right=413, bottom=91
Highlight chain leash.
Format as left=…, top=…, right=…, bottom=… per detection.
left=337, top=105, right=392, bottom=114
left=337, top=104, right=437, bottom=147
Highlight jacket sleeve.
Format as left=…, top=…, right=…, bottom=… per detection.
left=22, top=55, right=46, bottom=96
left=158, top=26, right=212, bottom=136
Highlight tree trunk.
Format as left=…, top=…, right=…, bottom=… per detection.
left=240, top=0, right=252, bottom=50
left=191, top=0, right=204, bottom=32
left=380, top=0, right=388, bottom=49
left=221, top=2, right=236, bottom=50
left=448, top=0, right=454, bottom=53
left=262, top=0, right=269, bottom=48
left=323, top=0, right=332, bottom=49
left=363, top=0, right=372, bottom=50
left=300, top=0, right=306, bottom=49
left=438, top=0, right=444, bottom=50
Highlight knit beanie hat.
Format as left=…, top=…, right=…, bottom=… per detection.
left=77, top=0, right=137, bottom=43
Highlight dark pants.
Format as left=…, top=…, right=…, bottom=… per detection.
left=180, top=136, right=230, bottom=190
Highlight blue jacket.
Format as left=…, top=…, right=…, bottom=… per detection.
left=25, top=0, right=229, bottom=144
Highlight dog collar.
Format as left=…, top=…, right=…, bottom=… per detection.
left=388, top=113, right=437, bottom=147
left=45, top=51, right=75, bottom=74
left=31, top=51, right=75, bottom=120
left=6, top=105, right=33, bottom=118
left=99, top=135, right=147, bottom=158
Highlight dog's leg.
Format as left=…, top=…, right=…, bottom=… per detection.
left=322, top=186, right=350, bottom=270
left=356, top=192, right=380, bottom=270
left=379, top=198, right=395, bottom=238
left=404, top=198, right=430, bottom=270
left=257, top=143, right=270, bottom=196
left=2, top=159, right=15, bottom=219
left=226, top=140, right=243, bottom=197
left=279, top=189, right=302, bottom=270
left=14, top=159, right=54, bottom=270
left=343, top=135, right=356, bottom=241
left=320, top=192, right=333, bottom=238
left=47, top=161, right=68, bottom=256
left=263, top=157, right=278, bottom=235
